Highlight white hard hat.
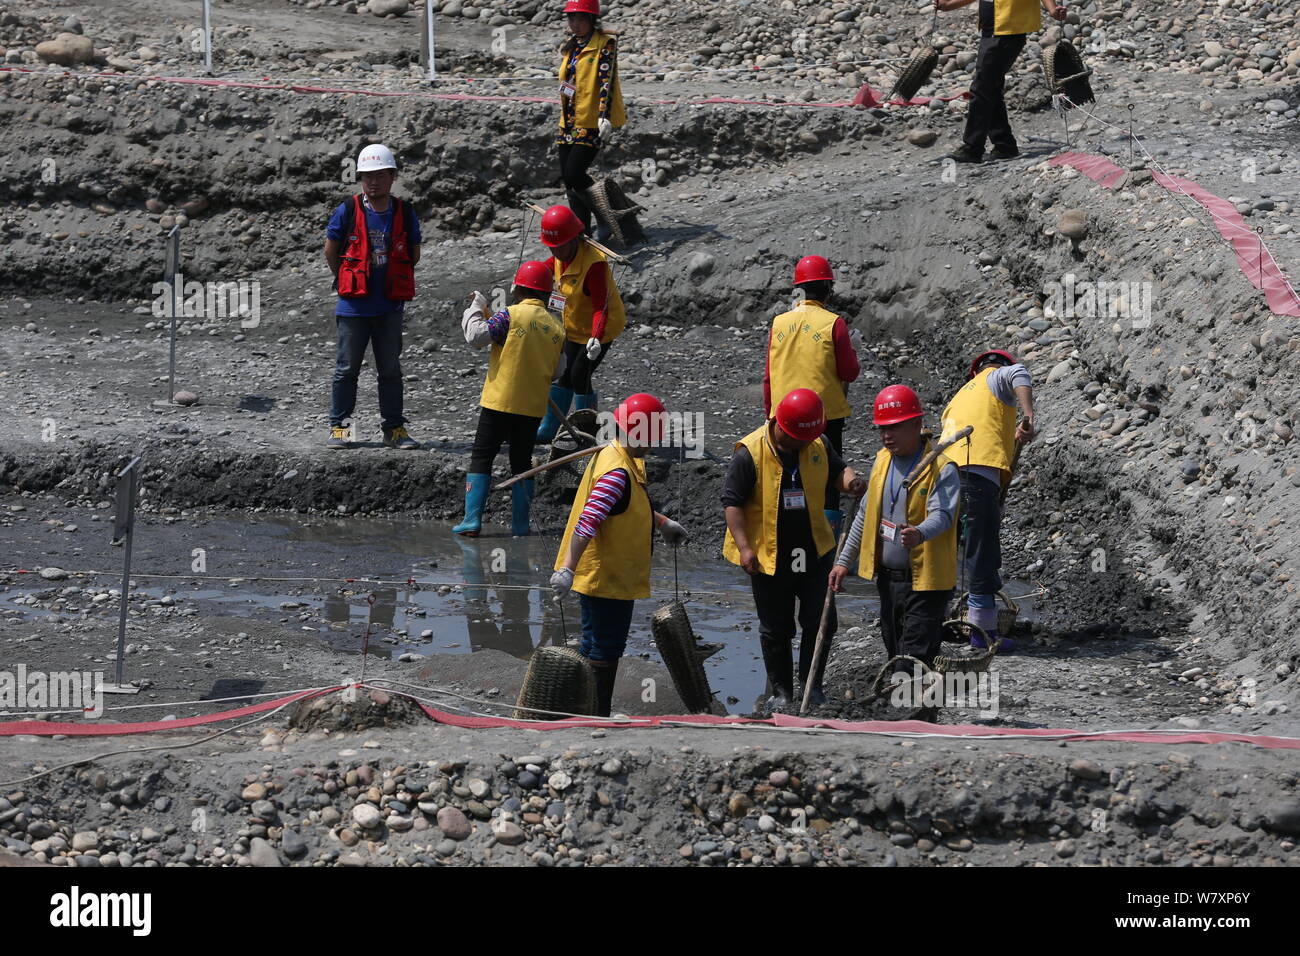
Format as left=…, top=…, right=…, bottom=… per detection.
left=356, top=144, right=397, bottom=173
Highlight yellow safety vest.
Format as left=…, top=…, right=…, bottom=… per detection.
left=722, top=424, right=837, bottom=576
left=559, top=30, right=627, bottom=130
left=995, top=0, right=1042, bottom=36
left=767, top=300, right=850, bottom=420
left=857, top=443, right=958, bottom=592
left=479, top=299, right=565, bottom=419
left=554, top=243, right=626, bottom=344
left=556, top=441, right=652, bottom=600
left=940, top=366, right=1018, bottom=483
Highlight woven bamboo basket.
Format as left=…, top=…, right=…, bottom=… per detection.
left=513, top=646, right=596, bottom=720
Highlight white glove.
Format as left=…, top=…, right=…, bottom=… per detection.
left=550, top=568, right=574, bottom=599
left=470, top=290, right=487, bottom=312
left=659, top=518, right=688, bottom=546
left=598, top=118, right=614, bottom=140
left=586, top=336, right=603, bottom=361
left=849, top=328, right=863, bottom=350
left=462, top=304, right=484, bottom=325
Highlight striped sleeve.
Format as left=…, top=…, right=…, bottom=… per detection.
left=574, top=468, right=629, bottom=538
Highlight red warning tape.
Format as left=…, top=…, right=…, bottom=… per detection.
left=1050, top=151, right=1300, bottom=317
left=0, top=66, right=968, bottom=112
left=3, top=685, right=1298, bottom=749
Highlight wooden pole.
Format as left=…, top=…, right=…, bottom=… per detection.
left=522, top=201, right=630, bottom=264
left=799, top=489, right=863, bottom=715
left=901, top=425, right=973, bottom=490
left=494, top=444, right=606, bottom=491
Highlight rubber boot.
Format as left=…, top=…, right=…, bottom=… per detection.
left=824, top=508, right=844, bottom=539
left=759, top=635, right=795, bottom=713
left=591, top=659, right=618, bottom=717
left=536, top=384, right=575, bottom=443
left=511, top=478, right=534, bottom=537
left=574, top=390, right=598, bottom=412
left=452, top=473, right=490, bottom=537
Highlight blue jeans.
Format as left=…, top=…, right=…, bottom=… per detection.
left=330, top=312, right=405, bottom=430
left=578, top=594, right=635, bottom=663
left=959, top=470, right=1003, bottom=598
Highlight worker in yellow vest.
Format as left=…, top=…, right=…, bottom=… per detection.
left=723, top=388, right=865, bottom=711
left=534, top=205, right=627, bottom=443
left=830, top=386, right=961, bottom=694
left=764, top=255, right=861, bottom=536
left=453, top=260, right=566, bottom=538
left=937, top=0, right=1069, bottom=163
left=551, top=393, right=688, bottom=717
left=557, top=0, right=626, bottom=240
left=939, top=349, right=1037, bottom=651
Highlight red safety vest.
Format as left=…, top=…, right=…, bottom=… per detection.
left=337, top=194, right=416, bottom=301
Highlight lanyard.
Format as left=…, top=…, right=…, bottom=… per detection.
left=887, top=452, right=919, bottom=512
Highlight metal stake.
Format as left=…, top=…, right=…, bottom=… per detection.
left=102, top=457, right=142, bottom=695
left=202, top=0, right=213, bottom=75
left=425, top=0, right=436, bottom=83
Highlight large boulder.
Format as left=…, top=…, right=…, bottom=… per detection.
left=36, top=33, right=94, bottom=66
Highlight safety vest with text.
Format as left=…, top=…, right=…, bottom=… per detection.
left=560, top=30, right=627, bottom=130
left=857, top=443, right=959, bottom=591
left=336, top=194, right=416, bottom=301
left=480, top=299, right=565, bottom=419
left=556, top=441, right=652, bottom=601
left=554, top=243, right=626, bottom=344
left=940, top=366, right=1017, bottom=482
left=767, top=300, right=850, bottom=420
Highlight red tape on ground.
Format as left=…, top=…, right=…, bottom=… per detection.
left=5, top=686, right=1296, bottom=750
left=1050, top=151, right=1300, bottom=318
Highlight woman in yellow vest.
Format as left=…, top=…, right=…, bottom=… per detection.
left=723, top=389, right=865, bottom=711
left=936, top=0, right=1069, bottom=163
left=453, top=260, right=566, bottom=538
left=830, top=385, right=960, bottom=690
left=534, top=204, right=627, bottom=443
left=557, top=0, right=626, bottom=239
left=939, top=349, right=1037, bottom=651
left=550, top=393, right=688, bottom=716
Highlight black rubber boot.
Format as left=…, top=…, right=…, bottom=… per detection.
left=591, top=659, right=618, bottom=717
left=759, top=635, right=795, bottom=712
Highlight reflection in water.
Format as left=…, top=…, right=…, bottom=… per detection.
left=455, top=537, right=564, bottom=660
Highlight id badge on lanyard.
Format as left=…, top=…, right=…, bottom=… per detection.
left=782, top=465, right=806, bottom=511
left=879, top=518, right=899, bottom=544
left=560, top=81, right=577, bottom=99
left=548, top=290, right=567, bottom=313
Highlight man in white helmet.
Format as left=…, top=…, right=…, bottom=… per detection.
left=324, top=144, right=423, bottom=450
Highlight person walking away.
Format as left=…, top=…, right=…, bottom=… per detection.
left=550, top=393, right=688, bottom=717
left=830, top=385, right=960, bottom=716
left=453, top=260, right=566, bottom=537
left=937, top=0, right=1069, bottom=163
left=556, top=0, right=626, bottom=239
left=534, top=205, right=627, bottom=442
left=939, top=349, right=1037, bottom=651
left=764, top=255, right=861, bottom=534
left=324, top=143, right=422, bottom=450
left=723, top=388, right=865, bottom=711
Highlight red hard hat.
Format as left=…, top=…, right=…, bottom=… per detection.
left=540, top=204, right=584, bottom=248
left=774, top=388, right=826, bottom=441
left=967, top=349, right=1016, bottom=380
left=873, top=385, right=923, bottom=426
left=793, top=255, right=834, bottom=286
left=564, top=0, right=599, bottom=15
left=513, top=260, right=553, bottom=295
left=615, top=393, right=666, bottom=446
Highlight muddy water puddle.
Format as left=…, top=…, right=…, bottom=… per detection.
left=3, top=512, right=1039, bottom=714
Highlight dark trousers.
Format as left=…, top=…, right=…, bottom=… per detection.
left=823, top=417, right=845, bottom=512
left=578, top=593, right=635, bottom=663
left=557, top=143, right=599, bottom=233
left=330, top=312, right=404, bottom=430
left=468, top=407, right=541, bottom=475
left=556, top=337, right=611, bottom=396
left=877, top=571, right=952, bottom=669
left=962, top=33, right=1027, bottom=156
left=959, top=470, right=1004, bottom=595
left=751, top=549, right=837, bottom=689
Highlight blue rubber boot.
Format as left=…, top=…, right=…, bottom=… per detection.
left=574, top=390, right=598, bottom=411
left=824, top=509, right=844, bottom=538
left=535, top=385, right=575, bottom=443
left=511, top=479, right=534, bottom=537
left=452, top=473, right=490, bottom=537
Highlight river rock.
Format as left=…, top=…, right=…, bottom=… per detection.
left=436, top=806, right=471, bottom=840
left=36, top=33, right=95, bottom=66
left=351, top=803, right=382, bottom=830
left=1058, top=209, right=1089, bottom=240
